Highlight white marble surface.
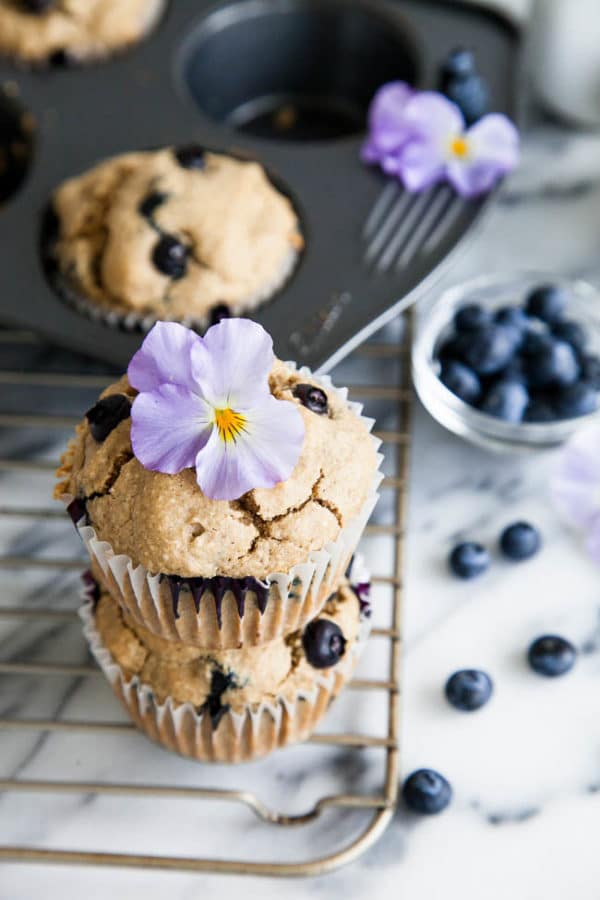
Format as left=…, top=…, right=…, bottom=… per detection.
left=3, top=121, right=600, bottom=898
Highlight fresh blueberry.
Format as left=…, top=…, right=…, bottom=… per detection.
left=437, top=333, right=471, bottom=365
left=443, top=74, right=489, bottom=125
left=449, top=542, right=490, bottom=579
left=551, top=320, right=588, bottom=355
left=461, top=325, right=518, bottom=375
left=402, top=769, right=452, bottom=814
left=454, top=303, right=492, bottom=333
left=522, top=330, right=554, bottom=358
left=552, top=381, right=598, bottom=418
left=495, top=306, right=529, bottom=332
left=499, top=355, right=528, bottom=384
left=523, top=398, right=554, bottom=422
left=138, top=191, right=168, bottom=220
left=525, top=284, right=569, bottom=324
left=479, top=379, right=529, bottom=422
left=500, top=522, right=541, bottom=561
left=151, top=234, right=188, bottom=279
left=293, top=383, right=328, bottom=415
left=527, top=635, right=577, bottom=677
left=174, top=145, right=206, bottom=170
left=526, top=339, right=579, bottom=388
left=209, top=303, right=231, bottom=326
left=66, top=497, right=87, bottom=526
left=579, top=354, right=600, bottom=390
left=85, top=394, right=131, bottom=442
left=302, top=619, right=346, bottom=669
left=445, top=669, right=493, bottom=711
left=21, top=0, right=53, bottom=12
left=440, top=361, right=481, bottom=404
left=440, top=47, right=476, bottom=81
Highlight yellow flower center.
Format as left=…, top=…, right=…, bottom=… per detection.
left=214, top=407, right=247, bottom=443
left=450, top=136, right=470, bottom=159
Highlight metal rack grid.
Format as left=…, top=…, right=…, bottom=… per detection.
left=0, top=318, right=412, bottom=877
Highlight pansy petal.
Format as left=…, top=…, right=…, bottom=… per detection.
left=195, top=395, right=304, bottom=501
left=398, top=139, right=446, bottom=192
left=402, top=92, right=465, bottom=141
left=468, top=114, right=520, bottom=168
left=552, top=424, right=600, bottom=529
left=128, top=322, right=200, bottom=392
left=585, top=517, right=600, bottom=564
left=446, top=159, right=504, bottom=197
left=131, top=384, right=212, bottom=475
left=191, top=318, right=274, bottom=408
left=363, top=81, right=416, bottom=157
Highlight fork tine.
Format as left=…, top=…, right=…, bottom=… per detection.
left=422, top=193, right=466, bottom=253
left=362, top=181, right=401, bottom=240
left=396, top=186, right=453, bottom=269
left=364, top=190, right=413, bottom=265
left=376, top=190, right=432, bottom=272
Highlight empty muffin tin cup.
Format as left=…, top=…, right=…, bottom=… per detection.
left=182, top=0, right=419, bottom=142
left=412, top=272, right=600, bottom=453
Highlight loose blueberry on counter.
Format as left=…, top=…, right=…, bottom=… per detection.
left=440, top=361, right=481, bottom=404
left=454, top=303, right=492, bottom=333
left=551, top=319, right=588, bottom=355
left=139, top=191, right=168, bottom=220
left=527, top=635, right=577, bottom=677
left=174, top=145, right=206, bottom=170
left=525, top=284, right=568, bottom=324
left=293, top=383, right=328, bottom=415
left=499, top=522, right=541, bottom=561
left=580, top=354, right=600, bottom=390
left=402, top=769, right=452, bottom=814
left=460, top=325, right=517, bottom=375
left=479, top=379, right=529, bottom=422
left=552, top=381, right=598, bottom=418
left=526, top=339, right=579, bottom=388
left=302, top=619, right=346, bottom=669
left=445, top=669, right=493, bottom=711
left=152, top=234, right=188, bottom=279
left=449, top=542, right=490, bottom=579
left=85, top=394, right=131, bottom=442
left=209, top=303, right=231, bottom=326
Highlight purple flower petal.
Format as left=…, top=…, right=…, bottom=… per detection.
left=402, top=92, right=465, bottom=142
left=130, top=383, right=212, bottom=474
left=447, top=114, right=520, bottom=197
left=128, top=322, right=200, bottom=393
left=398, top=138, right=446, bottom=192
left=361, top=81, right=416, bottom=163
left=552, top=424, right=600, bottom=530
left=191, top=318, right=274, bottom=408
left=585, top=517, right=600, bottom=563
left=195, top=393, right=304, bottom=501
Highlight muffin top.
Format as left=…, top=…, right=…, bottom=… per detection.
left=51, top=148, right=302, bottom=322
left=94, top=579, right=363, bottom=715
left=0, top=0, right=164, bottom=64
left=56, top=359, right=379, bottom=578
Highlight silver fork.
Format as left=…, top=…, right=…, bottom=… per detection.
left=363, top=182, right=466, bottom=273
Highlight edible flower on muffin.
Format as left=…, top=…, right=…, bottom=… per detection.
left=361, top=81, right=519, bottom=197
left=128, top=319, right=304, bottom=501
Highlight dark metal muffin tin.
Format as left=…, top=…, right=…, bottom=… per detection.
left=0, top=0, right=519, bottom=371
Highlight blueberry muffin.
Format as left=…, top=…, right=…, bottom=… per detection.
left=82, top=575, right=370, bottom=762
left=49, top=147, right=303, bottom=326
left=0, top=0, right=165, bottom=65
left=56, top=361, right=381, bottom=649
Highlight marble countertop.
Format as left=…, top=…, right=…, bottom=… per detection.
left=2, top=121, right=600, bottom=899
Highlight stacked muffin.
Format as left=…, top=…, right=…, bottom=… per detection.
left=56, top=319, right=382, bottom=762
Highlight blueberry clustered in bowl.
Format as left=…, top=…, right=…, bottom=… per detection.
left=412, top=273, right=600, bottom=451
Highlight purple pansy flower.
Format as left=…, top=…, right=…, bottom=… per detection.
left=361, top=82, right=519, bottom=198
left=552, top=424, right=600, bottom=562
left=128, top=319, right=305, bottom=501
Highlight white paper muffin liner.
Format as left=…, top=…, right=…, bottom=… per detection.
left=64, top=365, right=383, bottom=650
left=52, top=241, right=301, bottom=335
left=79, top=566, right=372, bottom=763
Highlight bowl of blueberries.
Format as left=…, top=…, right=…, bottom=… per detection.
left=412, top=271, right=600, bottom=452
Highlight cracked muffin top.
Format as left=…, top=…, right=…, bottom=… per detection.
left=56, top=360, right=379, bottom=578
left=0, top=0, right=165, bottom=64
left=50, top=148, right=302, bottom=323
left=93, top=579, right=363, bottom=715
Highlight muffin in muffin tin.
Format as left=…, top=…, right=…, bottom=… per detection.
left=48, top=147, right=303, bottom=329
left=81, top=574, right=371, bottom=762
left=0, top=0, right=166, bottom=65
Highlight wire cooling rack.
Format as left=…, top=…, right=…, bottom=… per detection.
left=0, top=317, right=412, bottom=877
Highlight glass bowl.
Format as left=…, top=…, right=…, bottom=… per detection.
left=412, top=271, right=600, bottom=453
